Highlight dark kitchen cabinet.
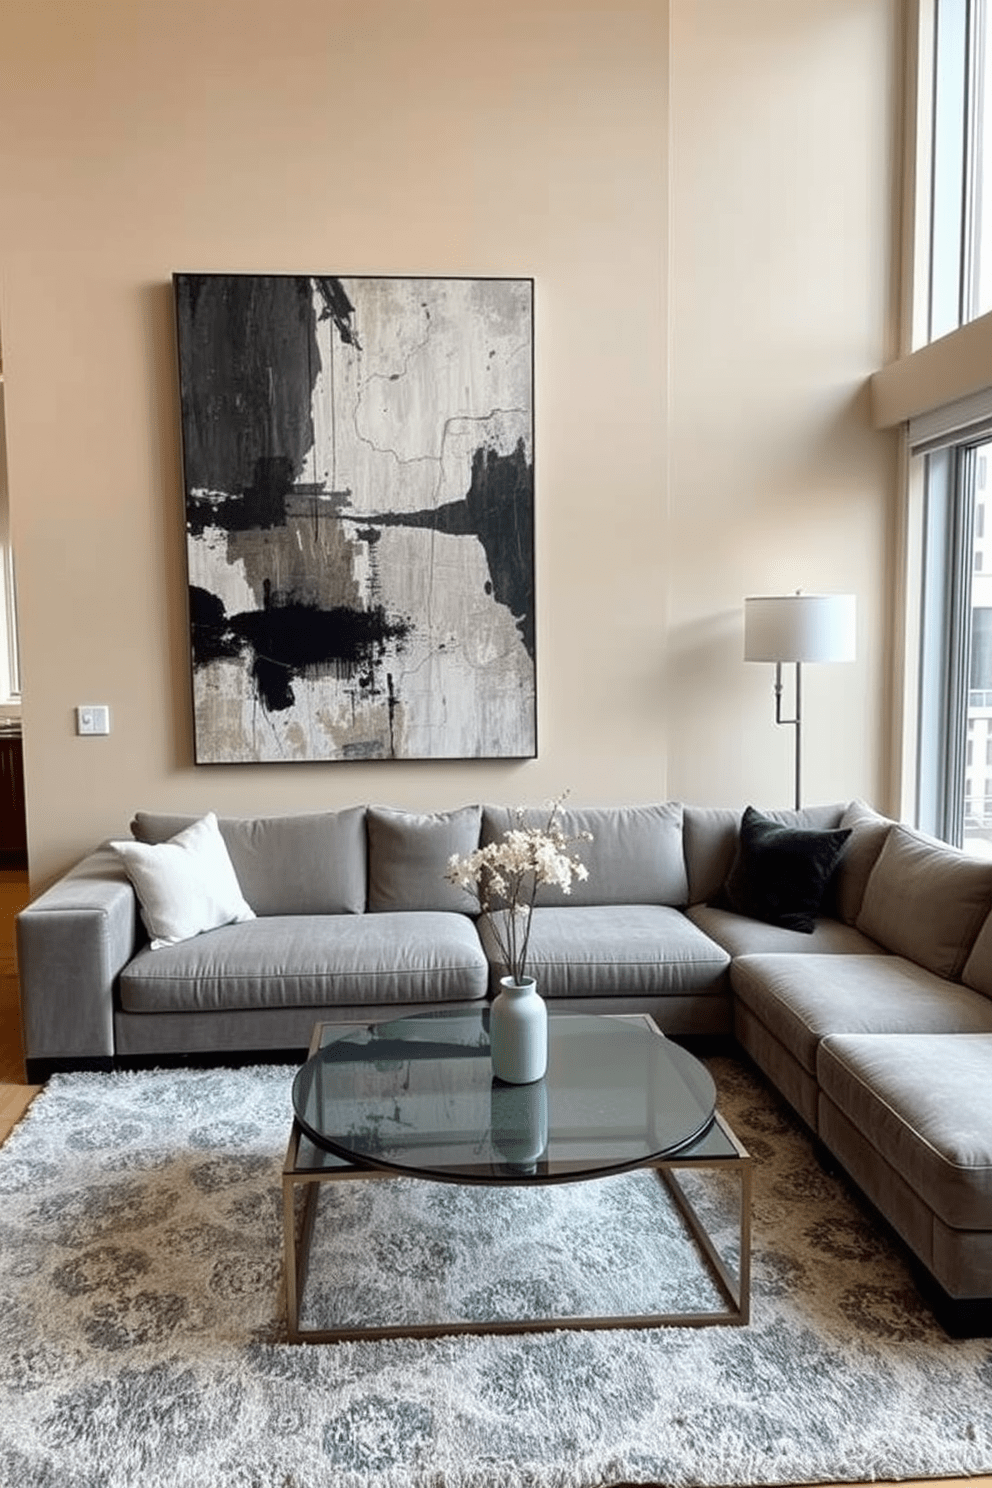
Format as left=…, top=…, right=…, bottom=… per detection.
left=0, top=730, right=27, bottom=867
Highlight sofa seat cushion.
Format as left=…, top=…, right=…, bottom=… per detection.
left=477, top=904, right=730, bottom=997
left=818, top=1033, right=992, bottom=1231
left=686, top=905, right=883, bottom=959
left=731, top=953, right=992, bottom=1075
left=119, top=913, right=489, bottom=1013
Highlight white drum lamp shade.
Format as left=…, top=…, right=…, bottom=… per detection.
left=744, top=593, right=856, bottom=807
left=744, top=594, right=856, bottom=665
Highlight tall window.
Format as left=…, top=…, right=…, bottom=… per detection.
left=912, top=0, right=992, bottom=850
left=929, top=0, right=992, bottom=339
left=918, top=436, right=992, bottom=850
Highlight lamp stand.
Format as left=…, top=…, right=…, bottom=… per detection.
left=745, top=592, right=855, bottom=811
left=773, top=661, right=802, bottom=810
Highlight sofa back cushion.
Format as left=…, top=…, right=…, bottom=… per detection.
left=961, top=911, right=992, bottom=1001
left=367, top=805, right=482, bottom=913
left=480, top=802, right=688, bottom=908
left=130, top=808, right=367, bottom=915
left=856, top=824, right=992, bottom=978
left=682, top=803, right=846, bottom=907
left=834, top=798, right=894, bottom=925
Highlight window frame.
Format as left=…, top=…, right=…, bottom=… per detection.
left=872, top=0, right=992, bottom=835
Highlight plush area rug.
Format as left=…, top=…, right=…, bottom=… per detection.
left=1, top=1055, right=991, bottom=1487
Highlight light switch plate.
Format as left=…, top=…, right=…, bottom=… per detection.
left=76, top=705, right=110, bottom=736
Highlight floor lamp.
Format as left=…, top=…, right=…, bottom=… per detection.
left=744, top=593, right=856, bottom=809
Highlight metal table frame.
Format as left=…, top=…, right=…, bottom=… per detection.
left=281, top=1018, right=751, bottom=1344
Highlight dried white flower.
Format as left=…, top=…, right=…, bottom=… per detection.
left=445, top=792, right=592, bottom=985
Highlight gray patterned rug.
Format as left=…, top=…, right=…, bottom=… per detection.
left=1, top=1056, right=991, bottom=1488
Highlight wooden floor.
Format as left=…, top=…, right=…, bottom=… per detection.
left=0, top=868, right=40, bottom=1142
left=0, top=870, right=987, bottom=1488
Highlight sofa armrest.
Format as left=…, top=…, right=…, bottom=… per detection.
left=16, top=846, right=140, bottom=1069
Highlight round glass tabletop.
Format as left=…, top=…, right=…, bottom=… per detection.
left=292, top=1009, right=716, bottom=1184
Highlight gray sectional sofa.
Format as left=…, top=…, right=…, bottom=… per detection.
left=16, top=796, right=992, bottom=1332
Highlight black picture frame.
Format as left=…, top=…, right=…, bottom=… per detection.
left=173, top=273, right=536, bottom=763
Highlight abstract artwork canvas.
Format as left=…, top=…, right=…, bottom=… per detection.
left=173, top=274, right=535, bottom=763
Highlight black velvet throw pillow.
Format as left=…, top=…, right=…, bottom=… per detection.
left=721, top=806, right=852, bottom=934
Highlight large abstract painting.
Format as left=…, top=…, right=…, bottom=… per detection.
left=173, top=274, right=535, bottom=763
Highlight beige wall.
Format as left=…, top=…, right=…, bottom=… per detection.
left=668, top=0, right=901, bottom=810
left=0, top=0, right=898, bottom=887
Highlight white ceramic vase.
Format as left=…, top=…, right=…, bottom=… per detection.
left=490, top=975, right=548, bottom=1084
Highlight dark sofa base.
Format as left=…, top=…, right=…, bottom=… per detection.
left=25, top=1048, right=314, bottom=1083
left=25, top=1054, right=116, bottom=1082
left=912, top=1268, right=992, bottom=1338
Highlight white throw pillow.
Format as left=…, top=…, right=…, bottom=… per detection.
left=111, top=812, right=255, bottom=949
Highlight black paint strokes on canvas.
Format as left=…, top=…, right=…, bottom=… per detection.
left=189, top=587, right=410, bottom=713
left=176, top=273, right=399, bottom=718
left=358, top=441, right=535, bottom=662
left=176, top=275, right=357, bottom=502
left=186, top=456, right=297, bottom=536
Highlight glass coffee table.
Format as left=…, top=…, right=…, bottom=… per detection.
left=283, top=1008, right=751, bottom=1343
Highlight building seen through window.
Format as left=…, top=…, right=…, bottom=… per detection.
left=964, top=445, right=992, bottom=850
